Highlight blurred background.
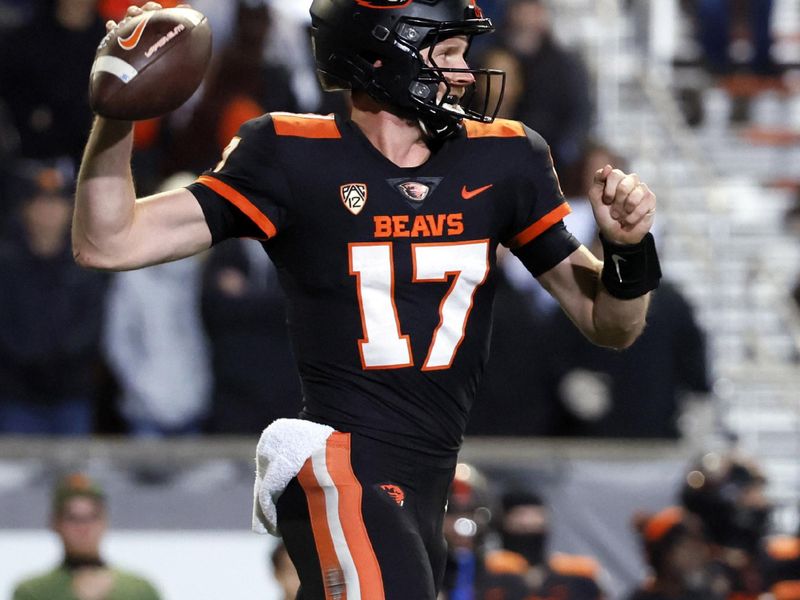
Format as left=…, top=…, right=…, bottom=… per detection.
left=1, top=0, right=799, bottom=598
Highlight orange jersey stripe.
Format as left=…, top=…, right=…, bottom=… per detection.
left=463, top=119, right=526, bottom=139
left=326, top=433, right=385, bottom=599
left=772, top=580, right=800, bottom=600
left=485, top=550, right=529, bottom=575
left=644, top=507, right=684, bottom=542
left=548, top=553, right=600, bottom=580
left=768, top=536, right=800, bottom=560
left=298, top=460, right=346, bottom=600
left=272, top=113, right=342, bottom=139
left=508, top=202, right=572, bottom=249
left=196, top=175, right=277, bottom=239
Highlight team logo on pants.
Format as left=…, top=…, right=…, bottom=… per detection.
left=340, top=183, right=368, bottom=215
left=379, top=484, right=405, bottom=507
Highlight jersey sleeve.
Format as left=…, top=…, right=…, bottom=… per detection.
left=502, top=127, right=580, bottom=276
left=186, top=114, right=293, bottom=245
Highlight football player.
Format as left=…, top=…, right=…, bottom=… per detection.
left=681, top=452, right=787, bottom=600
left=74, top=1, right=660, bottom=598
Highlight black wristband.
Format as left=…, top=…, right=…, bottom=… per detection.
left=600, top=232, right=662, bottom=299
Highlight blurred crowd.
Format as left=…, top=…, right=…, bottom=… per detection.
left=2, top=1, right=797, bottom=599
left=0, top=0, right=716, bottom=440
left=11, top=452, right=800, bottom=599
left=436, top=452, right=800, bottom=600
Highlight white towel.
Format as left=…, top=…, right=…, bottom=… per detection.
left=252, top=418, right=334, bottom=535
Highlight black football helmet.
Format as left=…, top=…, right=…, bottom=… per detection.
left=445, top=462, right=496, bottom=549
left=681, top=453, right=771, bottom=554
left=310, top=0, right=505, bottom=139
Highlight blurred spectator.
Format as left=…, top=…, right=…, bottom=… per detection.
left=467, top=266, right=562, bottom=436
left=627, top=506, right=727, bottom=600
left=541, top=278, right=709, bottom=438
left=763, top=516, right=800, bottom=600
left=479, top=47, right=525, bottom=120
left=541, top=143, right=708, bottom=438
left=98, top=0, right=180, bottom=21
left=0, top=0, right=105, bottom=166
left=442, top=464, right=530, bottom=599
left=0, top=0, right=40, bottom=30
left=788, top=197, right=800, bottom=326
left=102, top=174, right=211, bottom=437
left=263, top=0, right=325, bottom=113
left=793, top=279, right=800, bottom=321
left=681, top=452, right=775, bottom=598
left=264, top=0, right=350, bottom=117
left=201, top=239, right=302, bottom=434
left=0, top=99, right=21, bottom=229
left=164, top=0, right=298, bottom=176
left=472, top=142, right=709, bottom=438
left=559, top=140, right=626, bottom=230
left=492, top=0, right=592, bottom=169
left=270, top=542, right=300, bottom=600
left=468, top=142, right=617, bottom=437
left=487, top=489, right=606, bottom=599
left=12, top=473, right=161, bottom=600
left=0, top=164, right=107, bottom=435
left=695, top=0, right=776, bottom=75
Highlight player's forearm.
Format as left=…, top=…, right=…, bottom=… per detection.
left=73, top=117, right=137, bottom=269
left=590, top=287, right=650, bottom=349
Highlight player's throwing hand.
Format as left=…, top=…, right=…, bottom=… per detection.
left=589, top=164, right=656, bottom=246
left=105, top=2, right=163, bottom=33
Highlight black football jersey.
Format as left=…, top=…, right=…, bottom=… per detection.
left=188, top=112, right=579, bottom=460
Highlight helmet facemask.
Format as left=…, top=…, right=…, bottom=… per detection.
left=310, top=0, right=506, bottom=141
left=373, top=16, right=506, bottom=139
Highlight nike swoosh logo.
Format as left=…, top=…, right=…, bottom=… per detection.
left=117, top=13, right=152, bottom=51
left=611, top=254, right=627, bottom=282
left=461, top=184, right=493, bottom=200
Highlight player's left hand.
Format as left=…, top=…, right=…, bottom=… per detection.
left=588, top=165, right=656, bottom=245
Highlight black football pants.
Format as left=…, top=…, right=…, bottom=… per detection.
left=276, top=431, right=456, bottom=600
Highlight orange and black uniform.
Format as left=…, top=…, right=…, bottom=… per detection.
left=187, top=112, right=579, bottom=599
left=484, top=550, right=605, bottom=600
left=763, top=536, right=800, bottom=600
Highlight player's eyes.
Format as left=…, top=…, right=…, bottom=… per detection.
left=434, top=49, right=460, bottom=61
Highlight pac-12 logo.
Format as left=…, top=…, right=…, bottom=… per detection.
left=340, top=183, right=368, bottom=215
left=355, top=0, right=412, bottom=8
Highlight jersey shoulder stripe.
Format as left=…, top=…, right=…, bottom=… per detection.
left=484, top=550, right=529, bottom=576
left=196, top=175, right=277, bottom=239
left=507, top=202, right=572, bottom=249
left=771, top=580, right=800, bottom=600
left=548, top=553, right=601, bottom=580
left=271, top=112, right=342, bottom=139
left=463, top=119, right=526, bottom=139
left=767, top=536, right=800, bottom=560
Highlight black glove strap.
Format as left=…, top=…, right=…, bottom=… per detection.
left=600, top=232, right=662, bottom=300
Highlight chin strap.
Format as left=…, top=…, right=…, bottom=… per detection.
left=418, top=111, right=464, bottom=141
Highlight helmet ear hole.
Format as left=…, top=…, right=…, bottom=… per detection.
left=317, top=70, right=351, bottom=92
